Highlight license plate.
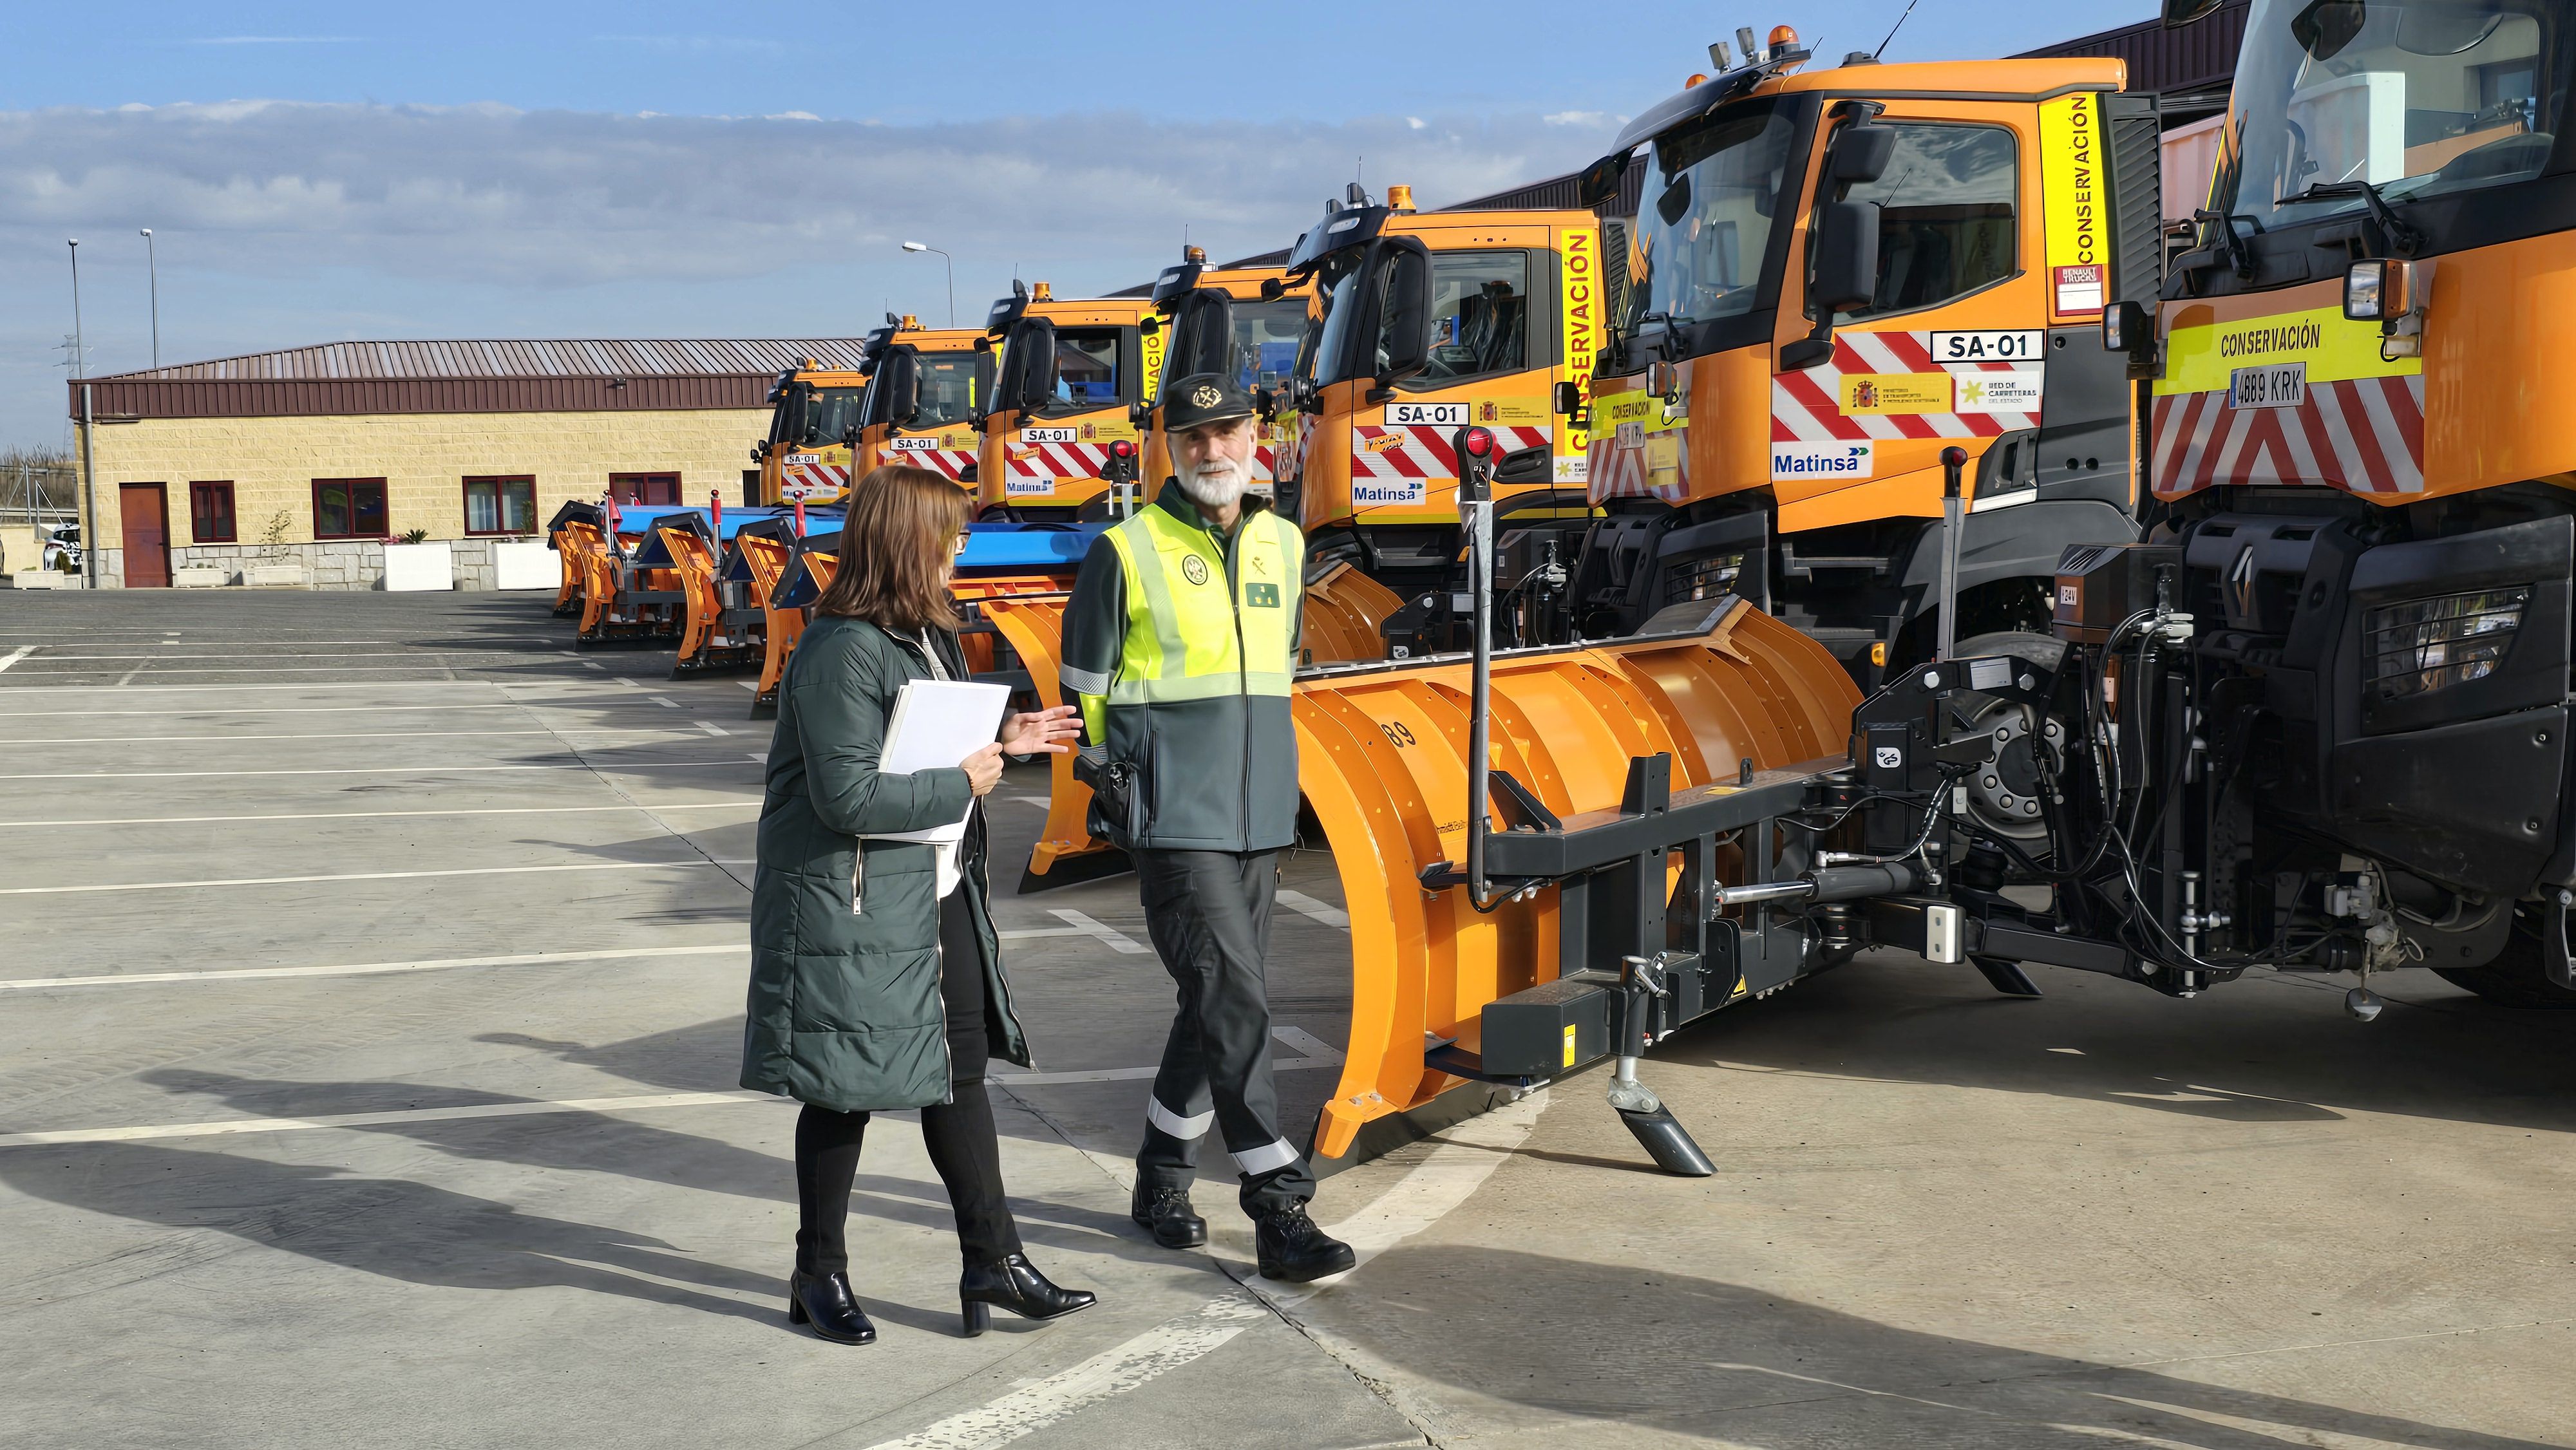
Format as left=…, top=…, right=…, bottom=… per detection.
left=886, top=437, right=940, bottom=452
left=1385, top=402, right=1467, bottom=428
left=784, top=453, right=822, bottom=466
left=2228, top=362, right=2306, bottom=410
left=1613, top=420, right=1647, bottom=449
left=1021, top=426, right=1079, bottom=444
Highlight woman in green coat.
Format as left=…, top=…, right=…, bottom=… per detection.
left=741, top=465, right=1094, bottom=1344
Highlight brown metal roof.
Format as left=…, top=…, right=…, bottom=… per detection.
left=69, top=337, right=873, bottom=421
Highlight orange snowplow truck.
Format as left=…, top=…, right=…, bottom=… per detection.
left=1559, top=30, right=2158, bottom=685
left=752, top=346, right=875, bottom=505
left=849, top=316, right=988, bottom=493
left=974, top=281, right=1164, bottom=520
left=1135, top=245, right=1313, bottom=500
left=1274, top=182, right=1600, bottom=660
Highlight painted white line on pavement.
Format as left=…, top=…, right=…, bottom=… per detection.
left=739, top=680, right=759, bottom=690
left=1270, top=1024, right=1347, bottom=1065
left=0, top=1091, right=772, bottom=1148
left=3, top=928, right=1095, bottom=990
left=0, top=944, right=746, bottom=992
left=1274, top=890, right=1352, bottom=928
left=1046, top=908, right=1152, bottom=955
left=860, top=1089, right=1548, bottom=1450
left=0, top=858, right=760, bottom=897
left=15, top=650, right=495, bottom=661
left=0, top=800, right=761, bottom=828
left=1, top=664, right=515, bottom=675
left=0, top=646, right=35, bottom=675
left=0, top=703, right=529, bottom=718
left=0, top=759, right=758, bottom=782
left=857, top=1295, right=1274, bottom=1450
left=1005, top=794, right=1052, bottom=805
left=694, top=720, right=727, bottom=736
left=10, top=726, right=725, bottom=745
left=650, top=696, right=679, bottom=708
left=0, top=681, right=495, bottom=694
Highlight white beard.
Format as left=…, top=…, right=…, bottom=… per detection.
left=1175, top=453, right=1249, bottom=511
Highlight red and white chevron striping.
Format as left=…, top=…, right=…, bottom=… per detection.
left=2152, top=375, right=2425, bottom=498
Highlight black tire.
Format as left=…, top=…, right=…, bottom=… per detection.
left=2432, top=904, right=2576, bottom=1008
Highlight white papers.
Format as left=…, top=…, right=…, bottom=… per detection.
left=870, top=679, right=1009, bottom=843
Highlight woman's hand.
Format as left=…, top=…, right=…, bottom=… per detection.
left=999, top=704, right=1081, bottom=757
left=961, top=744, right=1006, bottom=796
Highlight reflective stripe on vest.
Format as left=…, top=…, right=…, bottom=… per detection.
left=1103, top=505, right=1300, bottom=704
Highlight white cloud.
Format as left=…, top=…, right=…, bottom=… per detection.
left=1544, top=110, right=1609, bottom=126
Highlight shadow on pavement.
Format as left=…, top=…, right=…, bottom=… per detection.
left=1340, top=1245, right=2555, bottom=1448
left=0, top=1139, right=775, bottom=1324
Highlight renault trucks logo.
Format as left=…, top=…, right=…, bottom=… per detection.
left=1771, top=441, right=1873, bottom=482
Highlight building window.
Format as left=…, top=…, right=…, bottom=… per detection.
left=463, top=475, right=538, bottom=534
left=312, top=478, right=390, bottom=540
left=189, top=482, right=238, bottom=543
left=609, top=472, right=681, bottom=505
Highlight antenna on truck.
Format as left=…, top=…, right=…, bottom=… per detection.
left=1874, top=0, right=1922, bottom=58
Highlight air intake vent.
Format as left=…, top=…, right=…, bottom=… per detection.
left=2365, top=587, right=2530, bottom=701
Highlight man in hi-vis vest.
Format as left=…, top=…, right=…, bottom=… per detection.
left=1060, top=372, right=1356, bottom=1283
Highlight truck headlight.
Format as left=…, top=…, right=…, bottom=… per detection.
left=2364, top=587, right=2528, bottom=701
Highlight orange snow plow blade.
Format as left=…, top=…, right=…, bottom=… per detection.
left=1300, top=561, right=1403, bottom=666
left=983, top=595, right=1133, bottom=891
left=1293, top=599, right=1858, bottom=1163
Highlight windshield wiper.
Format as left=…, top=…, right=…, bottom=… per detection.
left=2277, top=179, right=2423, bottom=256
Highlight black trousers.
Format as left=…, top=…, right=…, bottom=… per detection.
left=793, top=891, right=1022, bottom=1277
left=1133, top=848, right=1316, bottom=1217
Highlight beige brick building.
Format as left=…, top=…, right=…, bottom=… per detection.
left=68, top=338, right=866, bottom=590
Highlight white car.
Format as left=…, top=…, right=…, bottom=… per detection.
left=40, top=523, right=81, bottom=572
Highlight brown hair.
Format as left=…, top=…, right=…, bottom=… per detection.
left=812, top=465, right=970, bottom=632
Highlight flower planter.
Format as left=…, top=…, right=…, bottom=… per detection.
left=382, top=541, right=455, bottom=592
left=491, top=538, right=557, bottom=590
left=247, top=563, right=309, bottom=588
left=173, top=566, right=234, bottom=588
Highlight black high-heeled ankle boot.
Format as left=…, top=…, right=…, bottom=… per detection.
left=958, top=1254, right=1097, bottom=1337
left=788, top=1269, right=878, bottom=1344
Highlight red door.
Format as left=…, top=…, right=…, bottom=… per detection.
left=119, top=484, right=171, bottom=588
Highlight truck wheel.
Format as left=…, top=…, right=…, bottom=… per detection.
left=2432, top=904, right=2576, bottom=1009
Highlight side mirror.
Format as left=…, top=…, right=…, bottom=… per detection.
left=2161, top=0, right=2224, bottom=24
left=2104, top=299, right=2160, bottom=381
left=886, top=350, right=922, bottom=428
left=1259, top=277, right=1285, bottom=302
left=1810, top=200, right=1880, bottom=315
left=1552, top=379, right=1584, bottom=415
left=1378, top=244, right=1433, bottom=384
left=1831, top=126, right=1897, bottom=185
left=1175, top=290, right=1236, bottom=378
left=1138, top=314, right=1161, bottom=337
left=1577, top=149, right=1629, bottom=209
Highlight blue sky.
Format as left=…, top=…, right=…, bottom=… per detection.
left=0, top=1, right=2149, bottom=446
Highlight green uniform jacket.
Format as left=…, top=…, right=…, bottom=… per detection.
left=740, top=615, right=1032, bottom=1113
left=1061, top=483, right=1305, bottom=853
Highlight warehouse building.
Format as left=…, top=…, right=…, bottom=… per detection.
left=66, top=337, right=866, bottom=590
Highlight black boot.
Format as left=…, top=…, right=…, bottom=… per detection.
left=788, top=1270, right=878, bottom=1345
left=1130, top=1183, right=1208, bottom=1249
left=959, top=1254, right=1097, bottom=1337
left=1255, top=1206, right=1356, bottom=1283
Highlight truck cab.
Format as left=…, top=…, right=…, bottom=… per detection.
left=1574, top=34, right=2159, bottom=682
left=756, top=350, right=873, bottom=505
left=851, top=316, right=988, bottom=493
left=1136, top=247, right=1313, bottom=507
left=974, top=283, right=1164, bottom=520
left=1276, top=185, right=1598, bottom=600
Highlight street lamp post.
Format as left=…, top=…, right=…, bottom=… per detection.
left=900, top=241, right=955, bottom=328
left=68, top=240, right=100, bottom=588
left=141, top=229, right=158, bottom=368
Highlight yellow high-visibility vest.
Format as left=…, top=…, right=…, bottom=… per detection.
left=1100, top=504, right=1302, bottom=706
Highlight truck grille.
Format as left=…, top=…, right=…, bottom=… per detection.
left=2363, top=587, right=2529, bottom=701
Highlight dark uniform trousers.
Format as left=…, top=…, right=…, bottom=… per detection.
left=1132, top=847, right=1316, bottom=1216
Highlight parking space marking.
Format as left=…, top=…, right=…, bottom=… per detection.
left=0, top=759, right=759, bottom=781
left=1275, top=890, right=1352, bottom=928
left=0, top=646, right=34, bottom=674
left=1, top=664, right=536, bottom=675
left=0, top=1090, right=772, bottom=1147
left=12, top=726, right=738, bottom=745
left=0, top=681, right=500, bottom=694
left=0, top=801, right=761, bottom=829
left=0, top=943, right=746, bottom=992
left=0, top=703, right=531, bottom=718
left=650, top=696, right=679, bottom=708
left=693, top=720, right=726, bottom=737
left=15, top=651, right=496, bottom=661
left=1046, top=909, right=1153, bottom=955
left=0, top=858, right=760, bottom=897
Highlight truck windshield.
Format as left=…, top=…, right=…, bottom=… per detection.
left=1631, top=99, right=1800, bottom=331
left=911, top=352, right=980, bottom=429
left=2215, top=0, right=2565, bottom=233
left=772, top=386, right=862, bottom=447
left=1160, top=298, right=1309, bottom=397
